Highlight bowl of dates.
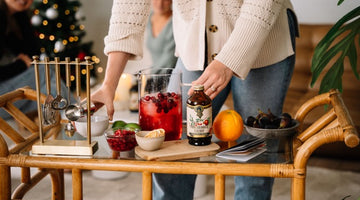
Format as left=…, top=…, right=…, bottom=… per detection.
left=244, top=109, right=299, bottom=138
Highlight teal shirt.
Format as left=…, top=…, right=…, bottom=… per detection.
left=146, top=13, right=177, bottom=70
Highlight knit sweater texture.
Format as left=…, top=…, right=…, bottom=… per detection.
left=104, top=0, right=296, bottom=79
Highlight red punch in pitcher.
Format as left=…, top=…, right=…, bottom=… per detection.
left=138, top=68, right=182, bottom=141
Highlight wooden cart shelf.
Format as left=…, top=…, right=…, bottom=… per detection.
left=0, top=88, right=359, bottom=200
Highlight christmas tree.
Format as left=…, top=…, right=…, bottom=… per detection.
left=30, top=0, right=100, bottom=90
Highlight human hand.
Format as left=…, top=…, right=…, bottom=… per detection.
left=91, top=85, right=116, bottom=121
left=16, top=53, right=32, bottom=68
left=188, top=60, right=233, bottom=99
left=91, top=52, right=130, bottom=120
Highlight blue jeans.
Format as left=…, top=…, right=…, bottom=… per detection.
left=0, top=64, right=75, bottom=120
left=153, top=9, right=297, bottom=200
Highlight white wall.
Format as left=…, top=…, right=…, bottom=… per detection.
left=81, top=0, right=151, bottom=78
left=81, top=0, right=358, bottom=78
left=290, top=0, right=358, bottom=24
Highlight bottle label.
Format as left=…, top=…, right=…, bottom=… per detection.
left=187, top=104, right=212, bottom=138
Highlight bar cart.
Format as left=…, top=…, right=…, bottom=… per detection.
left=0, top=57, right=358, bottom=200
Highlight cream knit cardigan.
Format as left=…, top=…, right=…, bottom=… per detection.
left=104, top=0, right=295, bottom=79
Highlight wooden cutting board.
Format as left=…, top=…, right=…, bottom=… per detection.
left=135, top=139, right=220, bottom=161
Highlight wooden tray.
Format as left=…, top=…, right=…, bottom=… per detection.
left=135, top=139, right=220, bottom=161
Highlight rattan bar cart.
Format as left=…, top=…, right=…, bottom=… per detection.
left=0, top=74, right=359, bottom=200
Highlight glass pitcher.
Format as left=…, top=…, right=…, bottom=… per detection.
left=137, top=68, right=182, bottom=141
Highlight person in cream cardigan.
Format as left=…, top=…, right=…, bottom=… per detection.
left=92, top=0, right=298, bottom=199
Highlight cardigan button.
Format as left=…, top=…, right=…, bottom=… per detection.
left=209, top=25, right=218, bottom=33
left=211, top=53, right=218, bottom=60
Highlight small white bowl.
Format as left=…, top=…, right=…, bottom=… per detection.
left=75, top=115, right=109, bottom=137
left=135, top=131, right=165, bottom=151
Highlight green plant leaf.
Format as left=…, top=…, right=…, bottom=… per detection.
left=348, top=40, right=359, bottom=80
left=337, top=0, right=344, bottom=5
left=319, top=58, right=344, bottom=94
left=311, top=6, right=360, bottom=94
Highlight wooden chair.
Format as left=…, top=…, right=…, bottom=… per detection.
left=0, top=87, right=64, bottom=200
left=291, top=89, right=359, bottom=199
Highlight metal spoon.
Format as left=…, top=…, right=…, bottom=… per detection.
left=64, top=57, right=76, bottom=137
left=51, top=57, right=68, bottom=110
left=43, top=57, right=57, bottom=125
left=65, top=121, right=76, bottom=137
left=65, top=104, right=84, bottom=121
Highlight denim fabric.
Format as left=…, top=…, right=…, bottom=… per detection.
left=153, top=9, right=297, bottom=200
left=0, top=64, right=76, bottom=120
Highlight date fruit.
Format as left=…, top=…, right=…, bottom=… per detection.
left=246, top=109, right=293, bottom=129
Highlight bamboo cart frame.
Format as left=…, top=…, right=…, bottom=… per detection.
left=0, top=86, right=359, bottom=200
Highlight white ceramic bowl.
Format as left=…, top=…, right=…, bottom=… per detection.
left=75, top=115, right=109, bottom=137
left=135, top=131, right=165, bottom=151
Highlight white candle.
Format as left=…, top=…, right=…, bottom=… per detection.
left=115, top=73, right=133, bottom=103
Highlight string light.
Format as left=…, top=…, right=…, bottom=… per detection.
left=32, top=0, right=99, bottom=84
left=81, top=69, right=87, bottom=75
left=97, top=67, right=104, bottom=73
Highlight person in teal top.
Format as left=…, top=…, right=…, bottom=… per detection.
left=145, top=0, right=177, bottom=72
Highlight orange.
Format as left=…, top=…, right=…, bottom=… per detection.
left=213, top=109, right=244, bottom=141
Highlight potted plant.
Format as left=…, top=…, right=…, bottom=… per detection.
left=310, top=0, right=360, bottom=94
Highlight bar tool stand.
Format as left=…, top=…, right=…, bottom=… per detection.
left=31, top=56, right=98, bottom=156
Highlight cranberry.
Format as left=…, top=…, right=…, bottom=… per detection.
left=144, top=96, right=151, bottom=101
left=163, top=107, right=169, bottom=113
left=151, top=96, right=156, bottom=102
left=114, top=129, right=122, bottom=136
left=157, top=93, right=164, bottom=99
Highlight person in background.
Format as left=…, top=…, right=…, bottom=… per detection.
left=92, top=0, right=298, bottom=199
left=146, top=0, right=177, bottom=71
left=0, top=0, right=74, bottom=120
